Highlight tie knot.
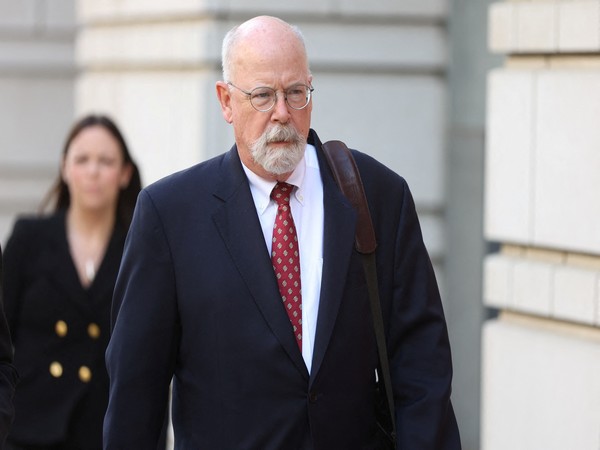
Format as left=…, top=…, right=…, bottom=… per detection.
left=271, top=182, right=293, bottom=206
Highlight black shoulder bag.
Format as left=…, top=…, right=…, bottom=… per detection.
left=322, top=140, right=397, bottom=449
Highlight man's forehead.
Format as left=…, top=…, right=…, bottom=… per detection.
left=231, top=45, right=307, bottom=77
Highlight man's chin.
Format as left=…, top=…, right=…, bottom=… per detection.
left=261, top=158, right=299, bottom=176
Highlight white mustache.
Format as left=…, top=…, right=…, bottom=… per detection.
left=264, top=125, right=301, bottom=144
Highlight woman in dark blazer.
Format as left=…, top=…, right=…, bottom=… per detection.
left=2, top=115, right=141, bottom=449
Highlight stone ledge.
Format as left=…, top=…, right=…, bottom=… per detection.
left=483, top=248, right=600, bottom=327
left=0, top=0, right=75, bottom=34
left=77, top=21, right=446, bottom=72
left=0, top=39, right=74, bottom=73
left=77, top=0, right=446, bottom=24
left=489, top=1, right=600, bottom=54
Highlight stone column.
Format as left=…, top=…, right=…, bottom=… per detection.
left=446, top=1, right=503, bottom=447
left=0, top=0, right=75, bottom=243
left=483, top=1, right=600, bottom=448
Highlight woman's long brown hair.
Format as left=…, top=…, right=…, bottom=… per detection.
left=40, top=114, right=142, bottom=229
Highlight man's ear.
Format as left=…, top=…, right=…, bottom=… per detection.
left=216, top=81, right=233, bottom=124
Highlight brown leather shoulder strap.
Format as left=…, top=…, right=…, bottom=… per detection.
left=321, top=140, right=377, bottom=254
left=321, top=139, right=396, bottom=446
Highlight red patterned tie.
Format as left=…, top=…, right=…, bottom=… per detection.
left=271, top=182, right=302, bottom=349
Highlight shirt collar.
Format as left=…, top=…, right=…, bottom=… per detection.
left=242, top=144, right=313, bottom=215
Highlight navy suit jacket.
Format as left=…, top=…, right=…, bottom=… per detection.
left=104, top=130, right=460, bottom=449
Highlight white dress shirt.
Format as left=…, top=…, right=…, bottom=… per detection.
left=242, top=144, right=324, bottom=373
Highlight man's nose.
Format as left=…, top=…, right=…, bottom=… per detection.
left=270, top=92, right=291, bottom=123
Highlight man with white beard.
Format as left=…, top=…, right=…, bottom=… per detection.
left=103, top=15, right=461, bottom=450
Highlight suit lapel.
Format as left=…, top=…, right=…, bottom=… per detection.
left=46, top=213, right=89, bottom=307
left=309, top=132, right=358, bottom=381
left=212, top=148, right=309, bottom=379
left=88, top=226, right=126, bottom=302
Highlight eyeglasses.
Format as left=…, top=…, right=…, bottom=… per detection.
left=227, top=82, right=314, bottom=112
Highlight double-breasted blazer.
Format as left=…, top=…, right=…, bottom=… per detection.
left=104, top=129, right=461, bottom=449
left=3, top=212, right=126, bottom=448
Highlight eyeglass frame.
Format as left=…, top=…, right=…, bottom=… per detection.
left=227, top=81, right=314, bottom=112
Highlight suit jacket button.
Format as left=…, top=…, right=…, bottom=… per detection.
left=55, top=320, right=68, bottom=337
left=308, top=391, right=318, bottom=403
left=49, top=361, right=63, bottom=378
left=87, top=323, right=101, bottom=339
left=79, top=365, right=92, bottom=383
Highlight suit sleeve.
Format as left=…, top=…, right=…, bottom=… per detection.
left=386, top=179, right=461, bottom=449
left=103, top=190, right=179, bottom=448
left=0, top=243, right=18, bottom=445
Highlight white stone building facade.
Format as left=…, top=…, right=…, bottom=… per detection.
left=483, top=1, right=600, bottom=448
left=14, top=0, right=600, bottom=449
